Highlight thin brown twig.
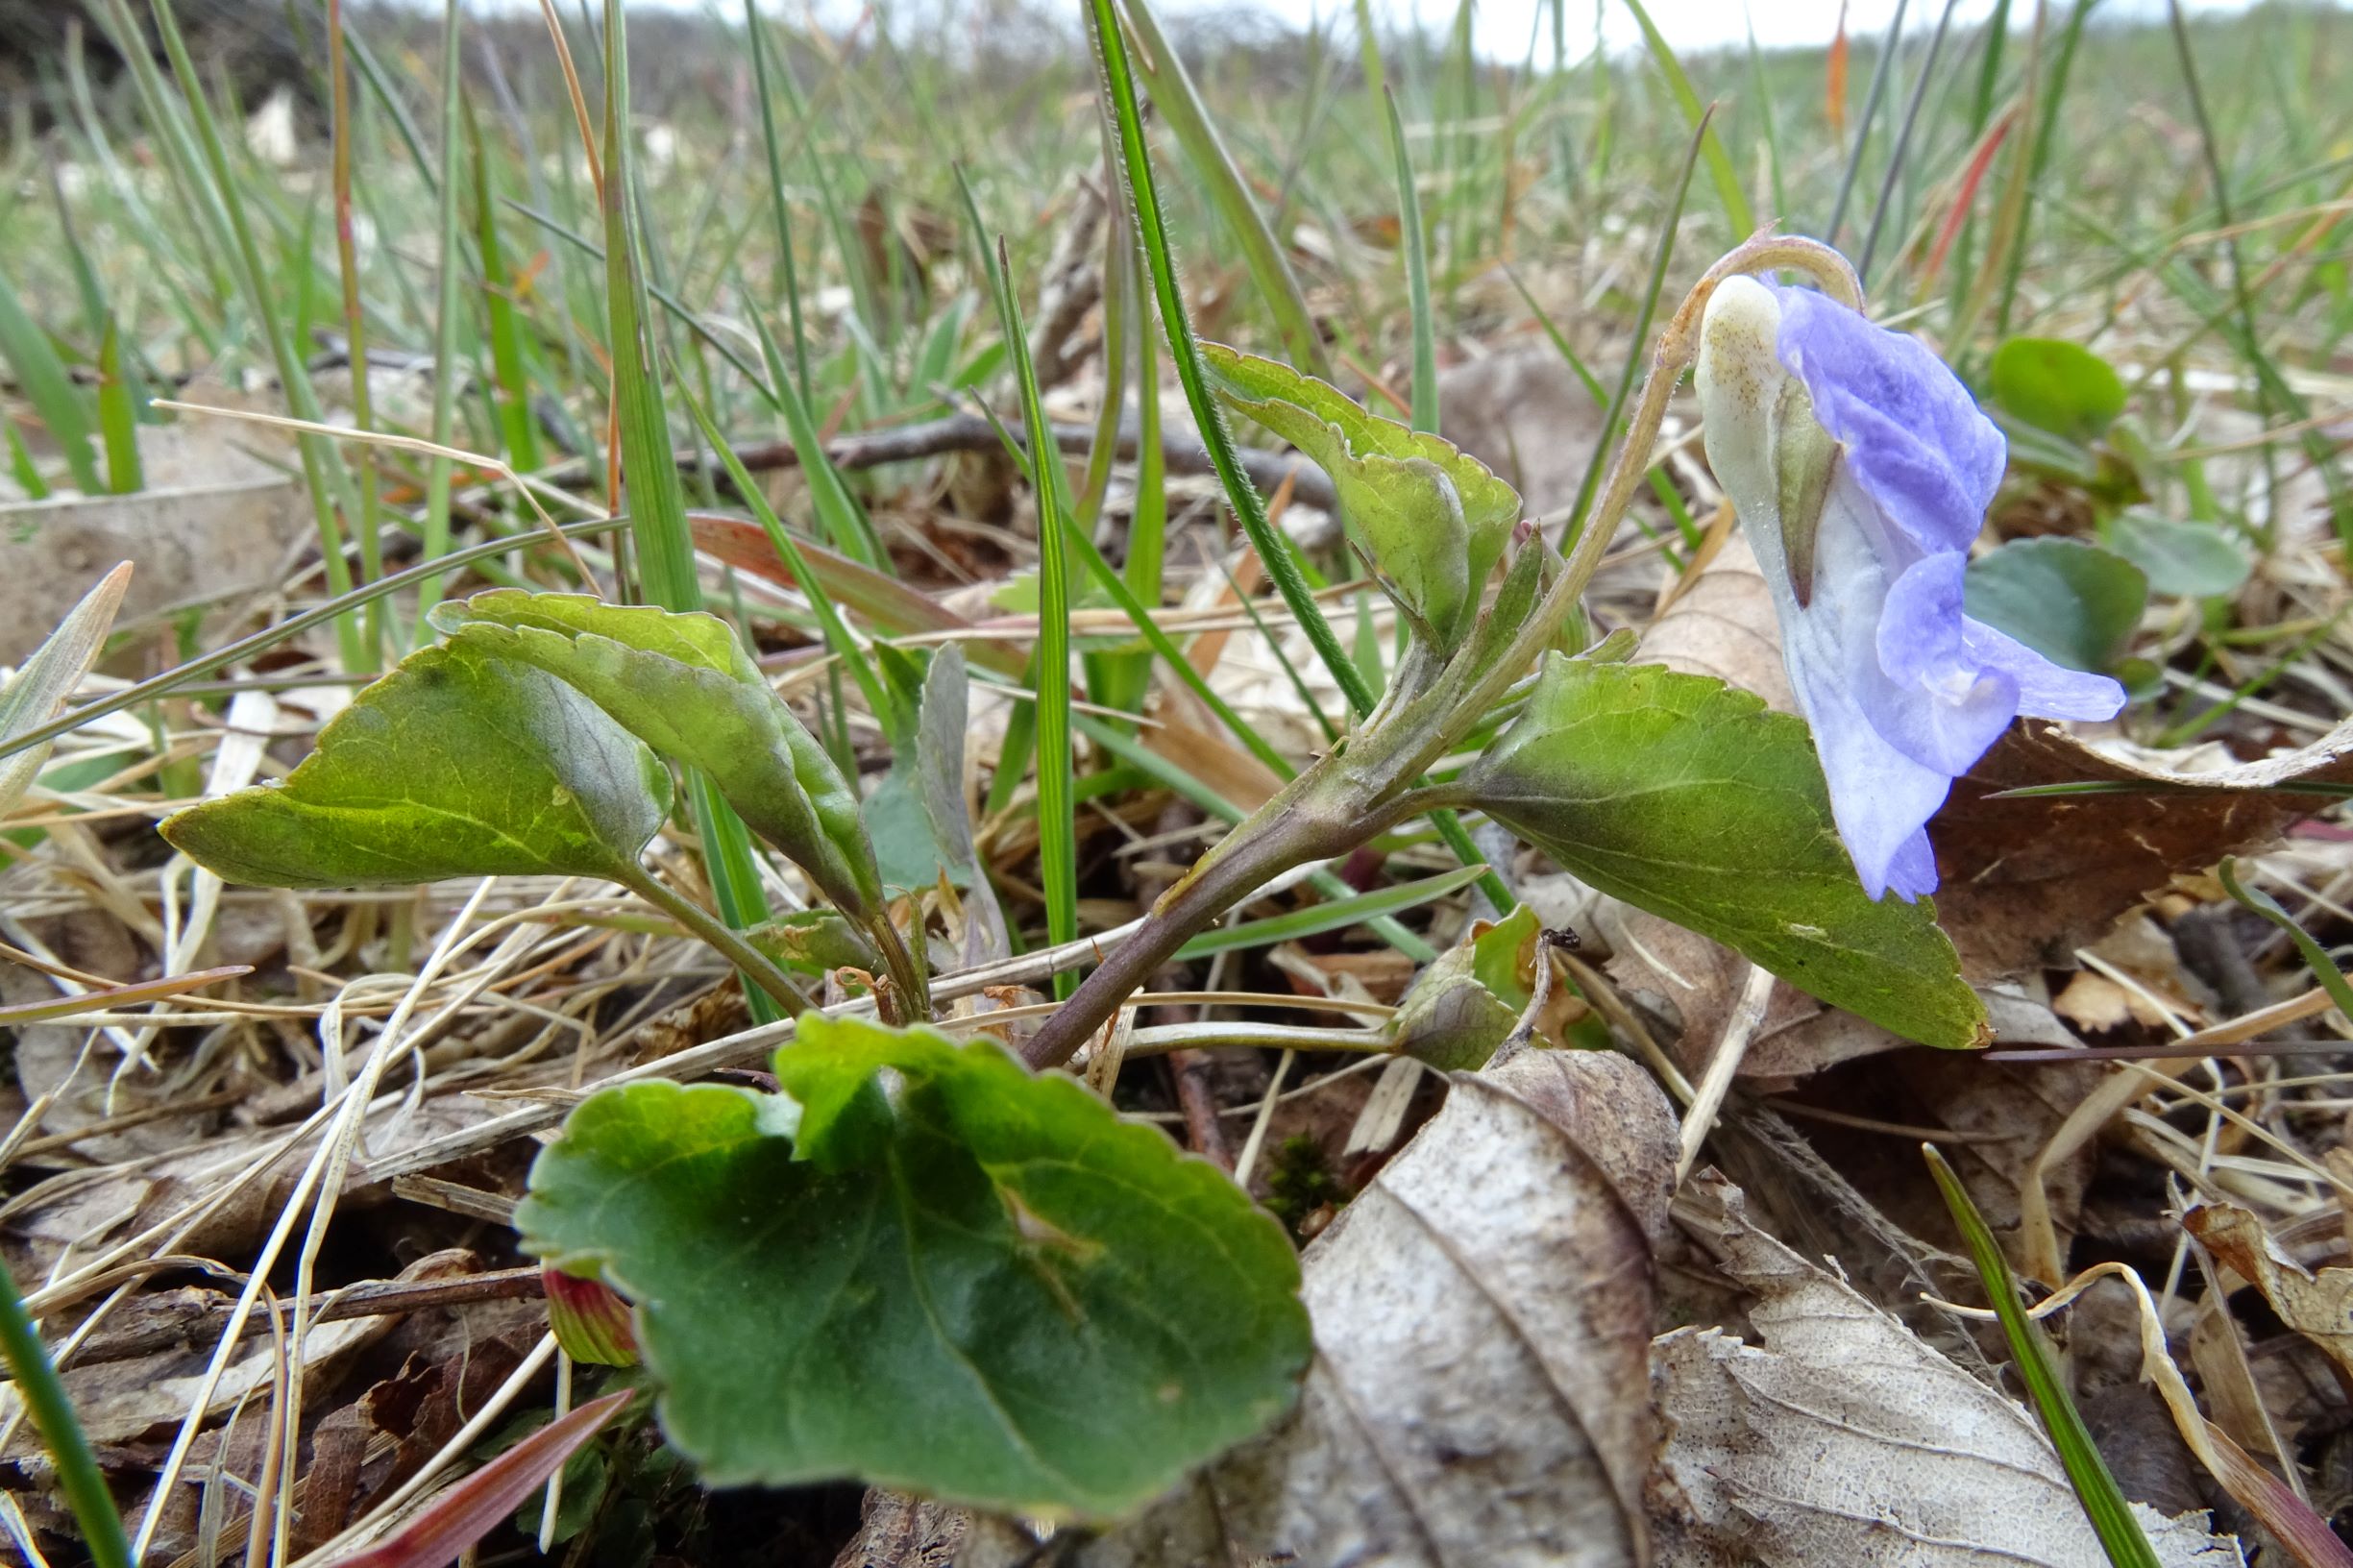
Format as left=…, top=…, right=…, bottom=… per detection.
left=505, top=412, right=1342, bottom=515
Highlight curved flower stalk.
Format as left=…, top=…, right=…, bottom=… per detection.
left=1696, top=271, right=2126, bottom=901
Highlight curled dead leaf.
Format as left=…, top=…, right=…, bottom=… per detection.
left=1635, top=531, right=1792, bottom=711
left=2184, top=1201, right=2353, bottom=1380
left=1934, top=720, right=2353, bottom=977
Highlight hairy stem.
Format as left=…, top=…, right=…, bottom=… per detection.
left=616, top=863, right=807, bottom=1016
left=1022, top=789, right=1352, bottom=1068
left=1021, top=779, right=1466, bottom=1069
left=869, top=914, right=931, bottom=1026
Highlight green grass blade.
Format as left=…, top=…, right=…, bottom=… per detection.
left=42, top=159, right=112, bottom=383
left=130, top=0, right=369, bottom=674
left=510, top=199, right=778, bottom=399
left=2218, top=858, right=2353, bottom=1020
left=470, top=101, right=542, bottom=475
left=747, top=0, right=814, bottom=401
left=413, top=1, right=469, bottom=647
left=1126, top=248, right=1168, bottom=605
left=1824, top=0, right=1907, bottom=243
left=1745, top=17, right=1789, bottom=224
left=329, top=0, right=388, bottom=654
left=1969, top=0, right=2014, bottom=137
left=1619, top=0, right=1752, bottom=236
left=1075, top=160, right=1133, bottom=544
left=1091, top=0, right=1376, bottom=723
left=1924, top=1146, right=2164, bottom=1568
left=1993, top=0, right=2096, bottom=341
left=94, top=319, right=142, bottom=496
left=1857, top=2, right=1967, bottom=286
left=1116, top=0, right=1332, bottom=380
left=1351, top=0, right=1390, bottom=121
left=985, top=237, right=1081, bottom=999
left=755, top=15, right=886, bottom=355
left=598, top=0, right=777, bottom=1020
left=1564, top=107, right=1707, bottom=544
left=62, top=32, right=218, bottom=354
left=1173, top=863, right=1487, bottom=959
left=747, top=312, right=890, bottom=571
left=1385, top=87, right=1438, bottom=435
left=0, top=1262, right=130, bottom=1568
left=2161, top=0, right=2353, bottom=556
left=675, top=372, right=892, bottom=724
left=1095, top=182, right=1155, bottom=717
left=1217, top=555, right=1343, bottom=747
left=1505, top=264, right=1608, bottom=408
left=0, top=265, right=99, bottom=494
left=4, top=412, right=48, bottom=500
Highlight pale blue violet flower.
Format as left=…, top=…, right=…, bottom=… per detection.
left=1695, top=272, right=2124, bottom=901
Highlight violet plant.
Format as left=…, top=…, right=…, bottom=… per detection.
left=154, top=232, right=2071, bottom=1518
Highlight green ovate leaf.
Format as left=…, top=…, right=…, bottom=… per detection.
left=1464, top=657, right=1987, bottom=1051
left=861, top=767, right=953, bottom=892
left=430, top=592, right=881, bottom=918
left=1986, top=336, right=2127, bottom=444
left=856, top=643, right=953, bottom=892
left=160, top=644, right=672, bottom=888
left=914, top=645, right=1011, bottom=964
left=1203, top=343, right=1519, bottom=650
left=1964, top=537, right=2149, bottom=674
left=1390, top=903, right=1552, bottom=1070
left=517, top=1017, right=1311, bottom=1520
left=2108, top=509, right=2254, bottom=599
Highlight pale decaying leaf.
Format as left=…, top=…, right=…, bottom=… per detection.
left=1072, top=1047, right=1679, bottom=1568
left=0, top=1250, right=480, bottom=1455
left=0, top=559, right=132, bottom=816
left=1634, top=530, right=1792, bottom=710
left=0, top=400, right=306, bottom=664
left=1654, top=1175, right=2242, bottom=1567
left=2183, top=1202, right=2353, bottom=1379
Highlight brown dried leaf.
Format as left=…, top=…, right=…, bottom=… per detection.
left=1637, top=531, right=1792, bottom=710
left=1655, top=1175, right=2242, bottom=1567
left=1079, top=1047, right=1679, bottom=1568
left=1771, top=1049, right=2105, bottom=1282
left=2184, top=1202, right=2353, bottom=1379
left=1934, top=720, right=2353, bottom=976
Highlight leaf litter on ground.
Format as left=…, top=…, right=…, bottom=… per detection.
left=12, top=4, right=2353, bottom=1566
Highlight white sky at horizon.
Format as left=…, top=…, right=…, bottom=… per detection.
left=1169, top=0, right=2287, bottom=61
left=622, top=0, right=2307, bottom=59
